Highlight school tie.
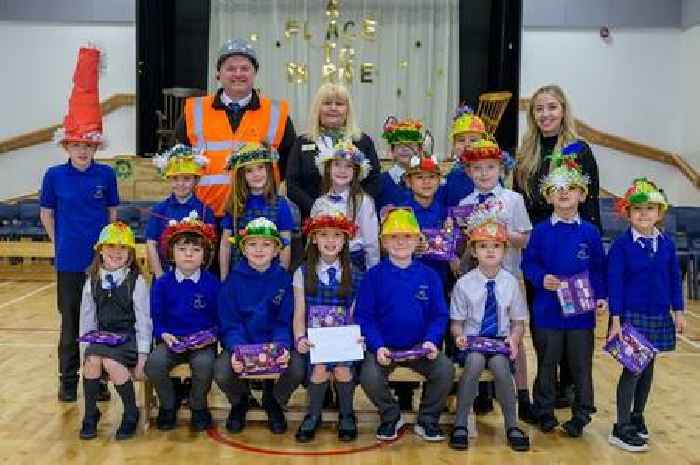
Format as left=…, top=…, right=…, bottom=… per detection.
left=105, top=274, right=117, bottom=289
left=227, top=102, right=241, bottom=114
left=480, top=280, right=499, bottom=337
left=327, top=267, right=339, bottom=286
left=638, top=237, right=655, bottom=257
left=477, top=192, right=495, bottom=204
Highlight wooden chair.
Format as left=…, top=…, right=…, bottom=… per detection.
left=156, top=88, right=206, bottom=152
left=476, top=91, right=513, bottom=135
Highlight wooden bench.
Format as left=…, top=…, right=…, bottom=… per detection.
left=0, top=241, right=150, bottom=280
left=142, top=362, right=495, bottom=431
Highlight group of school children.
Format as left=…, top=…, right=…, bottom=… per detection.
left=40, top=48, right=684, bottom=454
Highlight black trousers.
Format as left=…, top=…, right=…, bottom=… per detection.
left=532, top=328, right=595, bottom=423
left=525, top=281, right=572, bottom=393
left=57, top=271, right=87, bottom=387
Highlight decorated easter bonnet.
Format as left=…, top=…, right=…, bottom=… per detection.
left=152, top=144, right=209, bottom=178
left=314, top=139, right=371, bottom=181
left=380, top=206, right=421, bottom=237
left=404, top=131, right=441, bottom=176
left=232, top=217, right=285, bottom=248
left=303, top=210, right=358, bottom=238
left=539, top=141, right=590, bottom=195
left=159, top=210, right=218, bottom=263
left=615, top=177, right=669, bottom=215
left=95, top=222, right=135, bottom=250
left=450, top=104, right=486, bottom=139
left=54, top=45, right=106, bottom=148
left=466, top=208, right=508, bottom=245
left=226, top=142, right=280, bottom=171
left=460, top=138, right=515, bottom=170
left=382, top=116, right=424, bottom=145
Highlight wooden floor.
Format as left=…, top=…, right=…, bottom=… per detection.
left=1, top=279, right=699, bottom=465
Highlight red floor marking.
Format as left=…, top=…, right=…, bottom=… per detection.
left=207, top=425, right=407, bottom=456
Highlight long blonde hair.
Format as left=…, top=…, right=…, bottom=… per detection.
left=515, top=84, right=579, bottom=198
left=226, top=163, right=277, bottom=229
left=305, top=83, right=362, bottom=141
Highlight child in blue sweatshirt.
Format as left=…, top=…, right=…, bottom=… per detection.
left=214, top=218, right=295, bottom=434
left=146, top=144, right=215, bottom=278
left=145, top=213, right=220, bottom=431
left=606, top=178, right=684, bottom=452
left=355, top=207, right=454, bottom=443
left=522, top=153, right=607, bottom=437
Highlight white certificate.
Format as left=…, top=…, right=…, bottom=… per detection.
left=308, top=325, right=364, bottom=364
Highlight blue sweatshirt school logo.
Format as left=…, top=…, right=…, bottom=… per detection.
left=577, top=242, right=590, bottom=261
left=193, top=294, right=207, bottom=310
left=272, top=288, right=286, bottom=306
left=415, top=284, right=429, bottom=301
left=94, top=185, right=105, bottom=199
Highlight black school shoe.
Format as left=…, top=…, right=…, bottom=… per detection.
left=518, top=399, right=538, bottom=425
left=58, top=384, right=78, bottom=403
left=156, top=408, right=177, bottom=431
left=448, top=427, right=468, bottom=450
left=539, top=413, right=559, bottom=433
left=295, top=415, right=321, bottom=443
left=562, top=416, right=588, bottom=438
left=338, top=413, right=358, bottom=441
left=506, top=427, right=530, bottom=452
left=225, top=398, right=249, bottom=433
left=262, top=393, right=287, bottom=434
left=115, top=410, right=140, bottom=440
left=608, top=424, right=649, bottom=452
left=631, top=413, right=649, bottom=439
left=414, top=422, right=446, bottom=442
left=191, top=408, right=213, bottom=432
left=79, top=410, right=101, bottom=440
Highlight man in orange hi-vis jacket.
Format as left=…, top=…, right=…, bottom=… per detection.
left=176, top=38, right=296, bottom=218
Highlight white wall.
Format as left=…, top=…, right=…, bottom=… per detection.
left=680, top=24, right=700, bottom=174
left=0, top=20, right=136, bottom=200
left=521, top=28, right=700, bottom=206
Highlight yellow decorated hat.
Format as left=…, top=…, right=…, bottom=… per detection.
left=152, top=144, right=209, bottom=178
left=450, top=104, right=486, bottom=139
left=95, top=221, right=135, bottom=250
left=615, top=178, right=669, bottom=215
left=380, top=207, right=421, bottom=236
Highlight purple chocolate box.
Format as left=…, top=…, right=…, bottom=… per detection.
left=465, top=336, right=511, bottom=356
left=604, top=323, right=657, bottom=375
left=307, top=305, right=348, bottom=328
left=168, top=328, right=218, bottom=354
left=234, top=343, right=289, bottom=376
left=78, top=330, right=127, bottom=347
left=416, top=228, right=457, bottom=261
left=557, top=271, right=596, bottom=318
left=389, top=347, right=431, bottom=362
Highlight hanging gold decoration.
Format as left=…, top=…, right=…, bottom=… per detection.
left=286, top=62, right=308, bottom=84
left=360, top=63, right=375, bottom=83
left=249, top=33, right=258, bottom=42
left=326, top=19, right=339, bottom=40
left=322, top=62, right=338, bottom=82
left=399, top=59, right=408, bottom=69
left=304, top=21, right=312, bottom=40
left=323, top=41, right=336, bottom=63
left=342, top=20, right=356, bottom=41
left=326, top=0, right=341, bottom=18
left=285, top=19, right=301, bottom=38
left=338, top=47, right=355, bottom=84
left=361, top=17, right=377, bottom=41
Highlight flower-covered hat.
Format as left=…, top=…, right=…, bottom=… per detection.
left=152, top=144, right=209, bottom=178
left=95, top=222, right=135, bottom=250
left=466, top=208, right=508, bottom=245
left=460, top=139, right=515, bottom=171
left=54, top=46, right=106, bottom=148
left=314, top=139, right=371, bottom=181
left=303, top=210, right=358, bottom=238
left=159, top=210, right=217, bottom=262
left=226, top=142, right=280, bottom=171
left=539, top=141, right=590, bottom=195
left=382, top=116, right=424, bottom=145
left=615, top=177, right=669, bottom=215
left=450, top=104, right=486, bottom=140
left=404, top=153, right=441, bottom=177
left=380, top=206, right=421, bottom=237
left=232, top=217, right=285, bottom=248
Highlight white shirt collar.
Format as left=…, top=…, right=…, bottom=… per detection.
left=99, top=267, right=128, bottom=289
left=474, top=184, right=503, bottom=197
left=631, top=227, right=660, bottom=252
left=388, top=164, right=405, bottom=184
left=221, top=91, right=252, bottom=108
left=175, top=268, right=201, bottom=283
left=474, top=267, right=504, bottom=285
left=316, top=259, right=342, bottom=285
left=550, top=213, right=581, bottom=225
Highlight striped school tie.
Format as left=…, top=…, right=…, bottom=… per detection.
left=480, top=280, right=499, bottom=337
left=327, top=267, right=339, bottom=286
